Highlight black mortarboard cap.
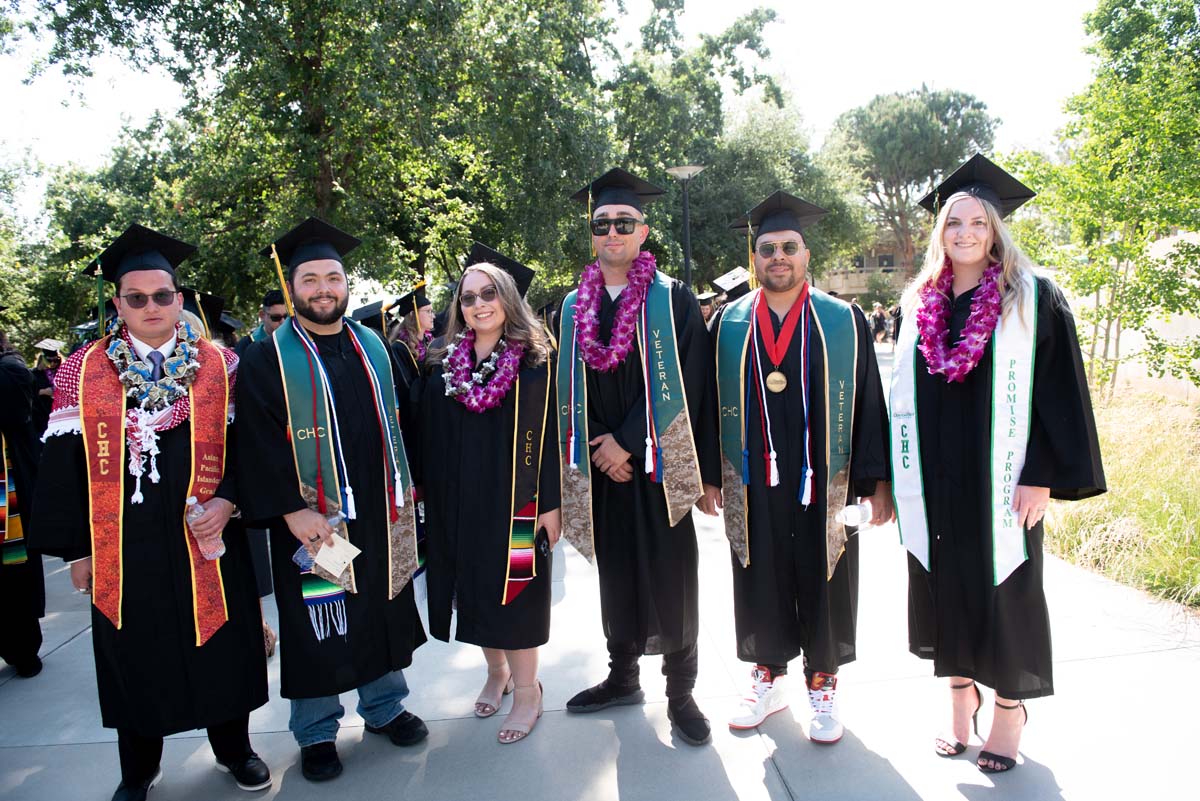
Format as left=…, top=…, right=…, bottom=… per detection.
left=72, top=300, right=118, bottom=333
left=180, top=287, right=225, bottom=338
left=917, top=153, right=1036, bottom=219
left=395, top=283, right=431, bottom=318
left=696, top=291, right=717, bottom=305
left=218, top=312, right=243, bottom=333
left=713, top=267, right=752, bottom=301
left=464, top=242, right=535, bottom=298
left=259, top=217, right=361, bottom=274
left=570, top=168, right=665, bottom=213
left=350, top=299, right=397, bottom=334
left=85, top=224, right=197, bottom=283
left=730, top=191, right=828, bottom=244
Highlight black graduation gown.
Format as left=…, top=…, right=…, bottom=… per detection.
left=234, top=331, right=426, bottom=700
left=0, top=352, right=45, bottom=667
left=32, top=367, right=53, bottom=441
left=570, top=279, right=721, bottom=656
left=708, top=301, right=889, bottom=671
left=418, top=357, right=560, bottom=650
left=906, top=276, right=1105, bottom=699
left=29, top=385, right=266, bottom=735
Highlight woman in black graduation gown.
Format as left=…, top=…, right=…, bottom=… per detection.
left=393, top=286, right=435, bottom=392
left=894, top=157, right=1105, bottom=774
left=419, top=262, right=560, bottom=745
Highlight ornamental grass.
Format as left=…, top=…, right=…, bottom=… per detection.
left=1046, top=392, right=1200, bottom=607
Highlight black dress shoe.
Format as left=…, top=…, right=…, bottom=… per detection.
left=216, top=753, right=271, bottom=791
left=566, top=680, right=645, bottom=713
left=300, top=742, right=342, bottom=782
left=13, top=656, right=42, bottom=678
left=667, top=695, right=712, bottom=746
left=111, top=767, right=163, bottom=801
left=365, top=711, right=429, bottom=746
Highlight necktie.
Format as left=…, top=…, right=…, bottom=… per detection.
left=147, top=350, right=165, bottom=381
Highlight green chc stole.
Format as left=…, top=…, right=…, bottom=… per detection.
left=0, top=434, right=27, bottom=566
left=890, top=272, right=1037, bottom=585
left=273, top=319, right=419, bottom=640
left=249, top=322, right=269, bottom=343
left=502, top=361, right=551, bottom=605
left=556, top=270, right=702, bottom=561
left=716, top=287, right=858, bottom=579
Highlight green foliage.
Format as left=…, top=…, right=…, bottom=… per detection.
left=1010, top=0, right=1200, bottom=390
left=859, top=272, right=895, bottom=310
left=821, top=86, right=998, bottom=277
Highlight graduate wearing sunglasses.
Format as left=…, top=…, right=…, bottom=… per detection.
left=708, top=192, right=892, bottom=743
left=556, top=168, right=721, bottom=747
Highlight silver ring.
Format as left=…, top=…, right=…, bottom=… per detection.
left=308, top=535, right=321, bottom=543
left=77, top=587, right=89, bottom=594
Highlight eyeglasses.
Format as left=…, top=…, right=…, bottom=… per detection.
left=119, top=290, right=179, bottom=309
left=460, top=286, right=499, bottom=308
left=756, top=240, right=802, bottom=259
left=590, top=217, right=643, bottom=236
left=266, top=314, right=287, bottom=323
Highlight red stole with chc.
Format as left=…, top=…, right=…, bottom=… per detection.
left=79, top=336, right=231, bottom=646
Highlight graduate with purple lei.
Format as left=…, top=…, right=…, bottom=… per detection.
left=891, top=155, right=1105, bottom=774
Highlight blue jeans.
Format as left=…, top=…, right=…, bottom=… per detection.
left=289, top=669, right=411, bottom=747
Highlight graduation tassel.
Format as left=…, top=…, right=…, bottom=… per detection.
left=95, top=267, right=105, bottom=336
left=344, top=484, right=358, bottom=520
left=746, top=225, right=758, bottom=290
left=587, top=188, right=596, bottom=259
left=802, top=468, right=815, bottom=507
left=741, top=448, right=750, bottom=485
left=270, top=244, right=296, bottom=316
left=644, top=436, right=654, bottom=475
left=394, top=474, right=404, bottom=508
left=768, top=449, right=780, bottom=487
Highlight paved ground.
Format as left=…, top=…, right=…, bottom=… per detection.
left=3, top=346, right=1197, bottom=801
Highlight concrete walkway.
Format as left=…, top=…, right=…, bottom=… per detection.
left=3, top=346, right=1197, bottom=801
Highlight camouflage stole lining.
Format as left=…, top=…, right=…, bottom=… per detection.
left=716, top=288, right=858, bottom=578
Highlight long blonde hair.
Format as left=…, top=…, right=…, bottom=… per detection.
left=901, top=192, right=1035, bottom=321
left=429, top=263, right=549, bottom=367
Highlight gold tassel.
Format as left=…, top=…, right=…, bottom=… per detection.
left=587, top=188, right=595, bottom=260
left=410, top=281, right=426, bottom=336
left=747, top=224, right=758, bottom=290
left=270, top=243, right=296, bottom=317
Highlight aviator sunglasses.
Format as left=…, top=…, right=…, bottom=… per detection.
left=119, top=290, right=180, bottom=309
left=756, top=240, right=802, bottom=259
left=590, top=217, right=643, bottom=236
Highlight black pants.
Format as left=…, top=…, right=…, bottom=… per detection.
left=607, top=638, right=698, bottom=699
left=117, top=714, right=252, bottom=785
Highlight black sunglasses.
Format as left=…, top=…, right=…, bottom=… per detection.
left=266, top=313, right=287, bottom=323
left=119, top=290, right=179, bottom=309
left=756, top=241, right=802, bottom=259
left=590, top=217, right=642, bottom=236
left=460, top=286, right=499, bottom=308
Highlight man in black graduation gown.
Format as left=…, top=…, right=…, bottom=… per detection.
left=557, top=169, right=721, bottom=746
left=705, top=193, right=891, bottom=743
left=0, top=325, right=45, bottom=679
left=235, top=290, right=288, bottom=357
left=235, top=218, right=427, bottom=782
left=30, top=225, right=270, bottom=801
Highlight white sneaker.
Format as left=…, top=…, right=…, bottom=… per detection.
left=807, top=672, right=844, bottom=744
left=729, top=666, right=789, bottom=730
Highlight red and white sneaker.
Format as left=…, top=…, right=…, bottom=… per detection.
left=807, top=672, right=844, bottom=744
left=729, top=666, right=789, bottom=730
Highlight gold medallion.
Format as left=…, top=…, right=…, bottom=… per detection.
left=765, top=370, right=788, bottom=393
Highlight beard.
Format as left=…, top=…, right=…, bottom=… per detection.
left=294, top=292, right=349, bottom=325
left=758, top=263, right=802, bottom=293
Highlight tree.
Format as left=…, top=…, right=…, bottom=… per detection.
left=822, top=86, right=998, bottom=278
left=1010, top=0, right=1200, bottom=392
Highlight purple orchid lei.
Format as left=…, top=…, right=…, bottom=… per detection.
left=399, top=327, right=432, bottom=361
left=575, top=250, right=657, bottom=372
left=443, top=328, right=525, bottom=413
left=916, top=259, right=1004, bottom=383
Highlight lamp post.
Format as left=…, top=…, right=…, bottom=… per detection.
left=666, top=165, right=706, bottom=289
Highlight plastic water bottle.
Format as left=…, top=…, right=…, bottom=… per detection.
left=292, top=512, right=345, bottom=571
left=186, top=496, right=226, bottom=560
left=835, top=500, right=873, bottom=528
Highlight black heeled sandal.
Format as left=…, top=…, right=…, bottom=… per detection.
left=934, top=681, right=982, bottom=757
left=978, top=700, right=1027, bottom=773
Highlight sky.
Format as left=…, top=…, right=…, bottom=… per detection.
left=0, top=0, right=1100, bottom=221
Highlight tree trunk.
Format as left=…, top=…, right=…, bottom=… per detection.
left=1088, top=288, right=1100, bottom=385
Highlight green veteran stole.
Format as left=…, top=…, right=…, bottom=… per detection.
left=557, top=270, right=702, bottom=561
left=273, top=319, right=419, bottom=639
left=716, top=287, right=858, bottom=579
